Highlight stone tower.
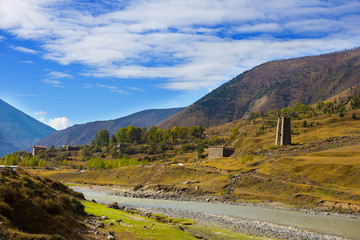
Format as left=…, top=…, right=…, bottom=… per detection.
left=275, top=117, right=291, bottom=145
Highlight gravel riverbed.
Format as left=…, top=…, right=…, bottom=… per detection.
left=137, top=207, right=347, bottom=240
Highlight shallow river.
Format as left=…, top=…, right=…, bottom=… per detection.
left=73, top=186, right=360, bottom=239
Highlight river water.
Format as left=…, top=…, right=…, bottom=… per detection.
left=73, top=186, right=360, bottom=239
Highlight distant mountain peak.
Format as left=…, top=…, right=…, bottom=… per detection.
left=0, top=99, right=56, bottom=156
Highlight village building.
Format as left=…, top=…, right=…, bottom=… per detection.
left=32, top=146, right=47, bottom=156
left=67, top=145, right=80, bottom=151
left=208, top=146, right=235, bottom=160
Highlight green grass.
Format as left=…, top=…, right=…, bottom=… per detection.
left=83, top=200, right=275, bottom=240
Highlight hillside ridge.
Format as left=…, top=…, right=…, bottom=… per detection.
left=158, top=48, right=360, bottom=128
left=37, top=107, right=184, bottom=148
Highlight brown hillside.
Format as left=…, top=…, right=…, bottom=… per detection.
left=158, top=48, right=360, bottom=128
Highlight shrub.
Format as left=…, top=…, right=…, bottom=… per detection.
left=339, top=111, right=344, bottom=117
left=32, top=197, right=45, bottom=209
left=50, top=234, right=64, bottom=240
left=45, top=199, right=61, bottom=215
left=0, top=186, right=17, bottom=204
left=352, top=113, right=356, bottom=119
left=70, top=198, right=85, bottom=214
left=0, top=202, right=13, bottom=220
left=57, top=194, right=71, bottom=209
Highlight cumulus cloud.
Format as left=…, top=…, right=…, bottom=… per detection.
left=35, top=109, right=72, bottom=130
left=0, top=0, right=360, bottom=90
left=47, top=117, right=72, bottom=130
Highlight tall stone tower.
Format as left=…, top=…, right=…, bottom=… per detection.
left=275, top=117, right=291, bottom=145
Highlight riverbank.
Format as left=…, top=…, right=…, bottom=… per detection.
left=73, top=184, right=360, bottom=240
left=103, top=184, right=360, bottom=219
left=137, top=207, right=345, bottom=240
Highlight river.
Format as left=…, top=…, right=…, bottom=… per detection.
left=73, top=185, right=360, bottom=239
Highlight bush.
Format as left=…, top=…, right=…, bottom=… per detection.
left=32, top=196, right=45, bottom=208
left=70, top=198, right=85, bottom=214
left=352, top=113, right=356, bottom=119
left=339, top=111, right=344, bottom=117
left=57, top=194, right=71, bottom=209
left=45, top=199, right=61, bottom=215
left=0, top=186, right=17, bottom=204
left=50, top=234, right=64, bottom=240
left=0, top=202, right=13, bottom=220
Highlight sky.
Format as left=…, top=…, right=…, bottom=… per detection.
left=0, top=0, right=360, bottom=130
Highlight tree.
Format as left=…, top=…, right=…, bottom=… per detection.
left=95, top=129, right=110, bottom=147
left=147, top=126, right=161, bottom=144
left=189, top=126, right=204, bottom=138
left=126, top=125, right=137, bottom=143
left=178, top=126, right=189, bottom=139
left=116, top=128, right=126, bottom=143
left=230, top=127, right=238, bottom=140
left=170, top=126, right=180, bottom=142
left=109, top=135, right=117, bottom=146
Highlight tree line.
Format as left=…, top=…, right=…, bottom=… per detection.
left=95, top=125, right=205, bottom=147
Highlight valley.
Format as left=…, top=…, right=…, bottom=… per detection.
left=2, top=48, right=360, bottom=239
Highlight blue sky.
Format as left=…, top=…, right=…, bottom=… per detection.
left=0, top=0, right=359, bottom=130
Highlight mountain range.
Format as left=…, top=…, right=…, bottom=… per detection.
left=158, top=48, right=360, bottom=128
left=3, top=48, right=360, bottom=153
left=0, top=99, right=56, bottom=156
left=36, top=107, right=184, bottom=148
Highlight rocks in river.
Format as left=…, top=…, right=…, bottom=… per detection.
left=141, top=207, right=345, bottom=240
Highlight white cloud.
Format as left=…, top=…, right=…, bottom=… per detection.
left=0, top=0, right=360, bottom=90
left=41, top=79, right=62, bottom=88
left=19, top=60, right=34, bottom=64
left=48, top=117, right=72, bottom=130
left=96, top=83, right=128, bottom=94
left=12, top=46, right=38, bottom=54
left=35, top=110, right=47, bottom=116
left=47, top=71, right=73, bottom=79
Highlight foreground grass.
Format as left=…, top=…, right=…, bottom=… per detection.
left=83, top=200, right=275, bottom=240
